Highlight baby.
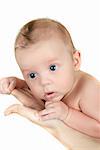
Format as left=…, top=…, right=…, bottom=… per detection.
left=0, top=18, right=100, bottom=138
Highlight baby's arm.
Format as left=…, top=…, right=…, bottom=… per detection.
left=39, top=99, right=100, bottom=138
left=13, top=77, right=28, bottom=89
left=11, top=88, right=44, bottom=110
left=0, top=77, right=44, bottom=110
left=0, top=77, right=28, bottom=94
left=63, top=107, right=100, bottom=138
left=64, top=79, right=100, bottom=138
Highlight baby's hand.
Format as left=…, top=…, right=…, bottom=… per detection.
left=0, top=77, right=16, bottom=94
left=39, top=101, right=69, bottom=121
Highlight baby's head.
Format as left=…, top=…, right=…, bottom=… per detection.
left=15, top=18, right=75, bottom=51
left=15, top=18, right=81, bottom=102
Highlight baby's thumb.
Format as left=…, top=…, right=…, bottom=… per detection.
left=9, top=80, right=16, bottom=92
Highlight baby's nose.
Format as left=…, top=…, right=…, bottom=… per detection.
left=40, top=73, right=52, bottom=86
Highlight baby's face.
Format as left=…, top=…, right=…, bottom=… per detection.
left=16, top=38, right=78, bottom=102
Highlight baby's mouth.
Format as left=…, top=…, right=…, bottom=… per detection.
left=47, top=92, right=54, bottom=95
left=44, top=92, right=56, bottom=100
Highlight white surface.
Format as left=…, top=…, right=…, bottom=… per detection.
left=0, top=118, right=67, bottom=150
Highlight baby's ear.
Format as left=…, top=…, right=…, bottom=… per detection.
left=73, top=50, right=81, bottom=71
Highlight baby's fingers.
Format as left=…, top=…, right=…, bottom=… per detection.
left=39, top=108, right=54, bottom=117
left=40, top=112, right=56, bottom=121
left=0, top=80, right=10, bottom=94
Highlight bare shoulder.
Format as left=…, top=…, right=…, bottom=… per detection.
left=79, top=71, right=100, bottom=121
left=80, top=71, right=99, bottom=95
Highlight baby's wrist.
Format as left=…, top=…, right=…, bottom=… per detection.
left=63, top=107, right=71, bottom=123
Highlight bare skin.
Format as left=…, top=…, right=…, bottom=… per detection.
left=3, top=83, right=100, bottom=150
left=0, top=38, right=100, bottom=139
left=4, top=88, right=71, bottom=149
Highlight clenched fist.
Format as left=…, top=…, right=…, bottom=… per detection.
left=0, top=77, right=28, bottom=94
left=0, top=77, right=17, bottom=94
left=39, top=101, right=69, bottom=121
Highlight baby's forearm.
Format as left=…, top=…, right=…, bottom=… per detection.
left=11, top=78, right=43, bottom=110
left=11, top=89, right=44, bottom=111
left=15, top=78, right=28, bottom=89
left=22, top=98, right=45, bottom=111
left=64, top=108, right=100, bottom=138
left=23, top=100, right=44, bottom=111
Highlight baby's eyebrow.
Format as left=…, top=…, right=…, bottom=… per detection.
left=22, top=69, right=32, bottom=73
left=45, top=58, right=60, bottom=63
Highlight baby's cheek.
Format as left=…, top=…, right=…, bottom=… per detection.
left=59, top=75, right=74, bottom=91
left=30, top=86, right=42, bottom=99
left=27, top=82, right=35, bottom=92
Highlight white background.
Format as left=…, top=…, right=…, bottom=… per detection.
left=0, top=0, right=100, bottom=150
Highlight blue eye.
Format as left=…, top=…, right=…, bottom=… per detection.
left=29, top=72, right=37, bottom=79
left=49, top=64, right=58, bottom=71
